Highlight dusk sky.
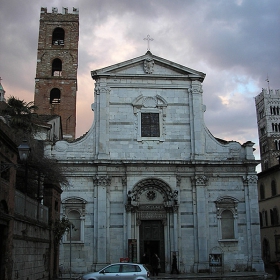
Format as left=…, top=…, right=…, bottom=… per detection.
left=0, top=0, right=279, bottom=166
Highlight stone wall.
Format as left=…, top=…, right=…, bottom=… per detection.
left=12, top=218, right=50, bottom=280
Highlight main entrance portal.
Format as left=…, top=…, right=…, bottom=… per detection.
left=139, top=220, right=165, bottom=272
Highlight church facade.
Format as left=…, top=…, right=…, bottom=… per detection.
left=45, top=51, right=264, bottom=274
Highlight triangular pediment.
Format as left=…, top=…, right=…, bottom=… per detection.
left=91, top=51, right=205, bottom=82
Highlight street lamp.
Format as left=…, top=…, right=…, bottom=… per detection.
left=18, top=140, right=31, bottom=162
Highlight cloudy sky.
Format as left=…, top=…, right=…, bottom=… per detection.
left=0, top=0, right=279, bottom=164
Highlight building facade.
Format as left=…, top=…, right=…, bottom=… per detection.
left=0, top=118, right=18, bottom=279
left=45, top=52, right=264, bottom=275
left=0, top=81, right=63, bottom=280
left=34, top=7, right=79, bottom=139
left=255, top=88, right=280, bottom=264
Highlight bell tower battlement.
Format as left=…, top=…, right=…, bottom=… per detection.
left=34, top=7, right=79, bottom=139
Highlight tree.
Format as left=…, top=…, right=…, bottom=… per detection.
left=2, top=96, right=38, bottom=133
left=1, top=96, right=69, bottom=197
left=53, top=217, right=74, bottom=245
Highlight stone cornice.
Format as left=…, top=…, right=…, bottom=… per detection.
left=57, top=159, right=258, bottom=166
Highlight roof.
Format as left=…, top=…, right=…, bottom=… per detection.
left=91, top=51, right=206, bottom=82
left=258, top=164, right=280, bottom=178
left=32, top=114, right=61, bottom=122
left=31, top=114, right=61, bottom=128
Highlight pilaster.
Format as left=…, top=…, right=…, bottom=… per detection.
left=93, top=175, right=111, bottom=265
left=243, top=175, right=264, bottom=271
left=192, top=174, right=209, bottom=272
left=94, top=83, right=111, bottom=159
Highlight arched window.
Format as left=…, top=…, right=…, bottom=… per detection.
left=221, top=210, right=234, bottom=239
left=271, top=180, right=277, bottom=196
left=50, top=88, right=61, bottom=104
left=52, top=58, right=62, bottom=76
left=62, top=197, right=86, bottom=243
left=67, top=210, right=81, bottom=241
left=52, top=27, right=65, bottom=45
left=260, top=184, right=265, bottom=200
left=215, top=196, right=238, bottom=241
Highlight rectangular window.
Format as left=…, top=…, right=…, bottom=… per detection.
left=276, top=235, right=280, bottom=253
left=141, top=113, right=160, bottom=137
left=221, top=210, right=234, bottom=239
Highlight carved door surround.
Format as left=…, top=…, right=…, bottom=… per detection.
left=126, top=177, right=178, bottom=219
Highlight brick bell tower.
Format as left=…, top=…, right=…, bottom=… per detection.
left=34, top=7, right=79, bottom=139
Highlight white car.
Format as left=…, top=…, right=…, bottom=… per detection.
left=79, top=263, right=151, bottom=280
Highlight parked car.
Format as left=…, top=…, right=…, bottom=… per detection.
left=78, top=263, right=151, bottom=280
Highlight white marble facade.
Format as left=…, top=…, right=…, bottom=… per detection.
left=45, top=51, right=264, bottom=274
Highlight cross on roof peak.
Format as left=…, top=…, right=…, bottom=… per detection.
left=144, top=35, right=154, bottom=51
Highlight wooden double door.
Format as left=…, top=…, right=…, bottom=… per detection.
left=139, top=220, right=165, bottom=272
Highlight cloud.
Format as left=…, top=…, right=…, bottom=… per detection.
left=0, top=0, right=279, bottom=165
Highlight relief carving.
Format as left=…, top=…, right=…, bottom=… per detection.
left=143, top=97, right=157, bottom=108
left=143, top=58, right=154, bottom=74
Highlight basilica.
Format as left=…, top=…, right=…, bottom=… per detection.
left=45, top=50, right=264, bottom=274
